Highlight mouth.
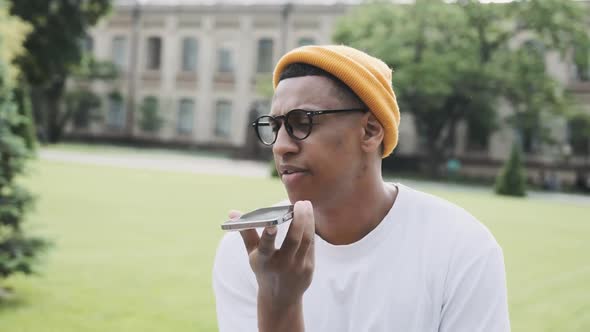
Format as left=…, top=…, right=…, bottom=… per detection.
left=279, top=165, right=308, bottom=176
left=281, top=169, right=305, bottom=176
left=278, top=165, right=309, bottom=186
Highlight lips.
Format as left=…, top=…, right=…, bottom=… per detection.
left=278, top=165, right=308, bottom=176
left=278, top=165, right=309, bottom=187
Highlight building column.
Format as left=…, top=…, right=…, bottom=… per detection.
left=198, top=15, right=215, bottom=144
left=161, top=13, right=179, bottom=139
left=235, top=15, right=255, bottom=147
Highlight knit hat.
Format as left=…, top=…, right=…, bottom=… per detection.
left=272, top=45, right=400, bottom=158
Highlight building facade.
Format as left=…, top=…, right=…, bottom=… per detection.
left=68, top=0, right=590, bottom=185
left=69, top=0, right=350, bottom=148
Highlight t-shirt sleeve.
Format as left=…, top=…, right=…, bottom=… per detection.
left=438, top=232, right=511, bottom=332
left=212, top=232, right=258, bottom=332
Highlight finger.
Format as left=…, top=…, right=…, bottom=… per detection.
left=230, top=210, right=257, bottom=254
left=228, top=210, right=242, bottom=220
left=239, top=229, right=259, bottom=255
left=257, top=225, right=278, bottom=257
left=279, top=201, right=307, bottom=258
left=295, top=201, right=315, bottom=261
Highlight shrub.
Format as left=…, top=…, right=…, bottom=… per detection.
left=495, top=142, right=527, bottom=197
left=139, top=96, right=163, bottom=133
left=270, top=159, right=278, bottom=178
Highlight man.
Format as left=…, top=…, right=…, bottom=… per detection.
left=213, top=45, right=510, bottom=332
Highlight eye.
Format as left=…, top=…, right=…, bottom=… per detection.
left=288, top=111, right=311, bottom=128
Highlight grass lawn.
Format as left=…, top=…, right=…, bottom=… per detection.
left=1, top=159, right=589, bottom=331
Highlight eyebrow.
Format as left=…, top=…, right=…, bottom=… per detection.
left=269, top=108, right=304, bottom=117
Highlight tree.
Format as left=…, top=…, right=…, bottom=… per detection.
left=13, top=85, right=37, bottom=151
left=139, top=96, right=163, bottom=133
left=0, top=1, right=49, bottom=295
left=334, top=0, right=589, bottom=176
left=255, top=75, right=274, bottom=101
left=66, top=88, right=103, bottom=130
left=68, top=56, right=118, bottom=131
left=495, top=142, right=527, bottom=197
left=9, top=0, right=112, bottom=143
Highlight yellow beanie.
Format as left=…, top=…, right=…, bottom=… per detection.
left=272, top=45, right=401, bottom=158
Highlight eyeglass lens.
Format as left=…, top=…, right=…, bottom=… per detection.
left=255, top=110, right=312, bottom=145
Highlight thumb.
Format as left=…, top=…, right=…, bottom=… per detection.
left=228, top=210, right=242, bottom=220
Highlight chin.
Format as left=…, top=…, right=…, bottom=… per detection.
left=285, top=188, right=313, bottom=204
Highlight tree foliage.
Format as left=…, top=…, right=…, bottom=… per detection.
left=0, top=1, right=49, bottom=288
left=0, top=1, right=30, bottom=84
left=9, top=0, right=112, bottom=143
left=334, top=0, right=590, bottom=175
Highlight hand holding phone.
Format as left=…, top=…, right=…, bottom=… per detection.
left=232, top=201, right=315, bottom=331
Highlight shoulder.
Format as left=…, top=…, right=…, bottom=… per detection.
left=394, top=184, right=506, bottom=303
left=395, top=183, right=501, bottom=257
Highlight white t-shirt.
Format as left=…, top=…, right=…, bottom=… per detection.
left=212, top=183, right=510, bottom=331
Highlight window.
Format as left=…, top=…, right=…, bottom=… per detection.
left=146, top=37, right=162, bottom=70
left=217, top=48, right=233, bottom=73
left=215, top=100, right=232, bottom=138
left=181, top=37, right=198, bottom=72
left=112, top=36, right=127, bottom=70
left=107, top=95, right=125, bottom=129
left=177, top=99, right=195, bottom=134
left=297, top=37, right=315, bottom=47
left=256, top=38, right=274, bottom=73
left=568, top=113, right=590, bottom=155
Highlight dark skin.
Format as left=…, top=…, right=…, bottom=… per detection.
left=230, top=75, right=397, bottom=331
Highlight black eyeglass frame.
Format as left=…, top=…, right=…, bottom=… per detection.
left=251, top=108, right=368, bottom=146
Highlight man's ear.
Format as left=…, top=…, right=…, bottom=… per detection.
left=360, top=113, right=384, bottom=154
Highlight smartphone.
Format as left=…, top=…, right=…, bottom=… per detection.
left=220, top=205, right=294, bottom=231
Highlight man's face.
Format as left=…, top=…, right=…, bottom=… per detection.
left=270, top=75, right=366, bottom=205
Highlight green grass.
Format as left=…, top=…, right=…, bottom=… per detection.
left=1, top=160, right=589, bottom=331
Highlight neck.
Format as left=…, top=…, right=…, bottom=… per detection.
left=314, top=170, right=397, bottom=245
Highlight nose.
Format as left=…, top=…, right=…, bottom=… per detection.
left=272, top=124, right=300, bottom=158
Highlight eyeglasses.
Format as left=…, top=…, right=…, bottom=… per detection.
left=252, top=108, right=367, bottom=146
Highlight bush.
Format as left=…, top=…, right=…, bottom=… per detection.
left=0, top=18, right=50, bottom=290
left=0, top=79, right=50, bottom=285
left=495, top=142, right=527, bottom=197
left=13, top=84, right=37, bottom=150
left=66, top=89, right=102, bottom=129
left=139, top=96, right=163, bottom=133
left=270, top=159, right=278, bottom=178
